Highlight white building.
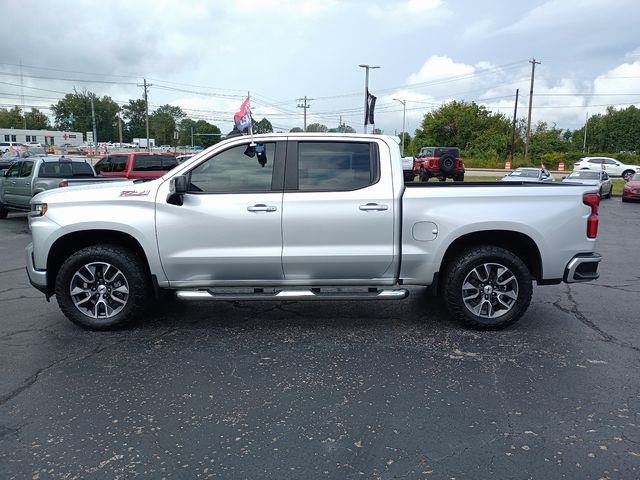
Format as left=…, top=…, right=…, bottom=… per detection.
left=0, top=128, right=83, bottom=147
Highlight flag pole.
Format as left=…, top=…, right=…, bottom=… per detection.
left=248, top=91, right=255, bottom=146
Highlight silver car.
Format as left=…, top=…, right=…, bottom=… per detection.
left=562, top=170, right=613, bottom=199
left=501, top=167, right=555, bottom=183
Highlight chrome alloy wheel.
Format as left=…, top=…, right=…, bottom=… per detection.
left=69, top=262, right=130, bottom=319
left=461, top=262, right=519, bottom=319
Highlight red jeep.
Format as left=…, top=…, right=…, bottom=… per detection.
left=413, top=146, right=465, bottom=182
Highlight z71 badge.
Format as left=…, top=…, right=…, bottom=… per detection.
left=119, top=190, right=150, bottom=197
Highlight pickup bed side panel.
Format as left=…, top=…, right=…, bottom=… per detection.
left=400, top=184, right=598, bottom=284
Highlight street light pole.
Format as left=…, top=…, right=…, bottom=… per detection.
left=393, top=98, right=406, bottom=156
left=359, top=64, right=380, bottom=134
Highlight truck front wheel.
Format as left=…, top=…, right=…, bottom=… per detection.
left=442, top=246, right=533, bottom=330
left=55, top=245, right=151, bottom=330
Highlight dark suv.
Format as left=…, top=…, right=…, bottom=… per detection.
left=413, top=146, right=465, bottom=182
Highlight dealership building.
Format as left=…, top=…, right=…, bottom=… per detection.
left=0, top=128, right=83, bottom=146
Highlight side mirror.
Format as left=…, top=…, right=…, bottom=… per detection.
left=562, top=176, right=566, bottom=179
left=167, top=175, right=188, bottom=206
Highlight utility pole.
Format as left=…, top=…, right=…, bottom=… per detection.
left=583, top=111, right=589, bottom=152
left=117, top=112, right=123, bottom=145
left=510, top=89, right=519, bottom=160
left=90, top=95, right=98, bottom=152
left=524, top=58, right=540, bottom=163
left=138, top=78, right=152, bottom=151
left=296, top=96, right=312, bottom=131
left=393, top=98, right=407, bottom=156
left=359, top=64, right=380, bottom=133
left=19, top=59, right=27, bottom=131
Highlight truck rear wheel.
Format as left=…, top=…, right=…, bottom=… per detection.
left=0, top=204, right=7, bottom=219
left=442, top=246, right=532, bottom=330
left=55, top=245, right=151, bottom=330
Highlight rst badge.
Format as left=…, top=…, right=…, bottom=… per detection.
left=119, top=190, right=150, bottom=197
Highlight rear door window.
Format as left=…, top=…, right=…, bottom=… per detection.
left=295, top=141, right=378, bottom=191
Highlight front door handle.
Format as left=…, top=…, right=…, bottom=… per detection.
left=247, top=204, right=277, bottom=212
left=359, top=203, right=388, bottom=211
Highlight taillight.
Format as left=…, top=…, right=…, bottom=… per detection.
left=583, top=192, right=600, bottom=239
left=58, top=180, right=68, bottom=187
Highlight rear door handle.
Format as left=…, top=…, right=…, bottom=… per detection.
left=359, top=203, right=388, bottom=211
left=247, top=204, right=277, bottom=212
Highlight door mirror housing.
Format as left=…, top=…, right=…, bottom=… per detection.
left=167, top=175, right=188, bottom=206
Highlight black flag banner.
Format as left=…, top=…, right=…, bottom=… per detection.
left=365, top=90, right=377, bottom=125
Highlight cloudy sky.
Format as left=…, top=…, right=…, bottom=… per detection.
left=1, top=0, right=639, bottom=136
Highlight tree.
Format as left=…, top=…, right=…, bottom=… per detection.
left=25, top=108, right=51, bottom=130
left=306, top=123, right=328, bottom=132
left=253, top=117, right=273, bottom=134
left=51, top=90, right=120, bottom=142
left=289, top=127, right=303, bottom=133
left=398, top=132, right=412, bottom=154
left=410, top=100, right=512, bottom=157
left=121, top=99, right=147, bottom=142
left=0, top=106, right=24, bottom=129
left=150, top=104, right=186, bottom=145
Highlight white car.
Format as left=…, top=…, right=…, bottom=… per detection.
left=562, top=170, right=613, bottom=199
left=573, top=157, right=640, bottom=180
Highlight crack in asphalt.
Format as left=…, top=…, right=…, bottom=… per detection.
left=553, top=284, right=640, bottom=354
left=0, top=267, right=25, bottom=275
left=583, top=282, right=640, bottom=293
left=0, top=340, right=122, bottom=407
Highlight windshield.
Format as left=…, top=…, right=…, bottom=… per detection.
left=568, top=171, right=599, bottom=179
left=509, top=169, right=539, bottom=178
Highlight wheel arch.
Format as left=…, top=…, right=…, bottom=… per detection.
left=46, top=229, right=152, bottom=296
left=439, top=230, right=543, bottom=282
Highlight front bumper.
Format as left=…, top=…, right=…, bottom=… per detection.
left=564, top=253, right=601, bottom=283
left=25, top=242, right=48, bottom=295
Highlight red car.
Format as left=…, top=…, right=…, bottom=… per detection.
left=622, top=173, right=640, bottom=202
left=94, top=152, right=178, bottom=179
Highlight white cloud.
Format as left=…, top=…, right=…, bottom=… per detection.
left=235, top=0, right=342, bottom=15
left=407, top=0, right=443, bottom=13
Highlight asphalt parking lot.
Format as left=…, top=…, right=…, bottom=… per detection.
left=0, top=200, right=639, bottom=480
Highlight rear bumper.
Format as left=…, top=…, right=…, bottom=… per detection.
left=25, top=243, right=48, bottom=295
left=564, top=253, right=601, bottom=283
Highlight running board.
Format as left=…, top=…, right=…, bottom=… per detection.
left=176, top=288, right=409, bottom=302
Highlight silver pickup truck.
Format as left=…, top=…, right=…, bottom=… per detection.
left=26, top=134, right=602, bottom=331
left=0, top=157, right=124, bottom=218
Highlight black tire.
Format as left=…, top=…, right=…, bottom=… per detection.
left=403, top=172, right=414, bottom=182
left=454, top=173, right=465, bottom=182
left=622, top=170, right=635, bottom=181
left=0, top=204, right=8, bottom=219
left=419, top=168, right=429, bottom=182
left=55, top=244, right=151, bottom=330
left=441, top=245, right=533, bottom=330
left=622, top=196, right=628, bottom=202
left=439, top=154, right=456, bottom=174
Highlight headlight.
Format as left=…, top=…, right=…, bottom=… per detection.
left=30, top=203, right=48, bottom=217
